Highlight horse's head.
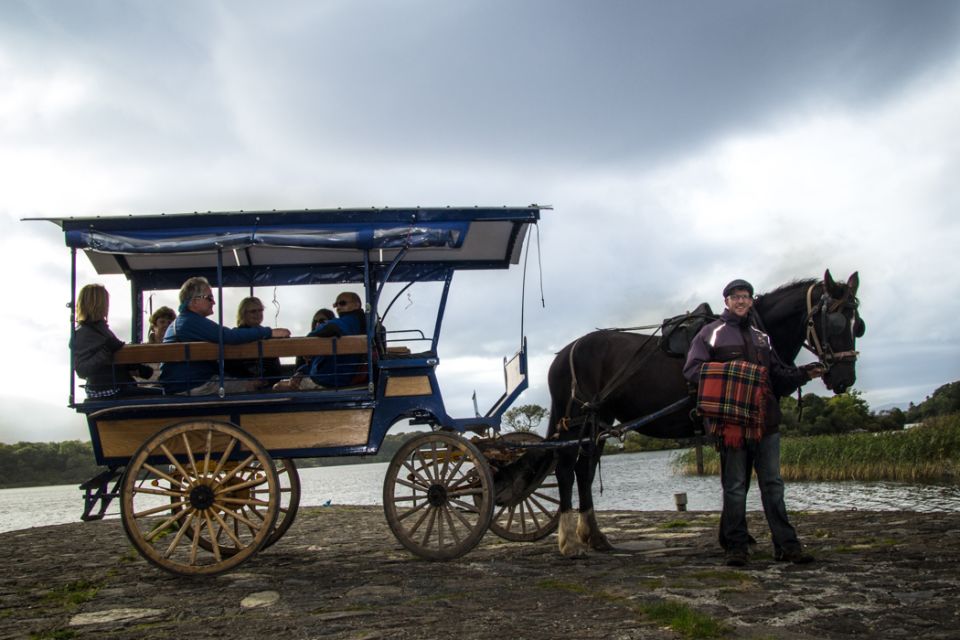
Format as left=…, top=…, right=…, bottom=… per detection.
left=807, top=270, right=865, bottom=394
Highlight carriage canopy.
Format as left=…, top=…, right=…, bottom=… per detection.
left=31, top=206, right=547, bottom=288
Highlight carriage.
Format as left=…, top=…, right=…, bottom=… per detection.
left=33, top=206, right=561, bottom=575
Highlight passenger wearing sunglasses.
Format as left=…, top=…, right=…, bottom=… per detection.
left=684, top=279, right=822, bottom=568
left=159, top=277, right=290, bottom=395
left=274, top=291, right=366, bottom=391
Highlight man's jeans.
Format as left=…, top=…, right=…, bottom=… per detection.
left=718, top=431, right=800, bottom=552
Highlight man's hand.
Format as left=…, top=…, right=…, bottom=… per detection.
left=801, top=363, right=826, bottom=380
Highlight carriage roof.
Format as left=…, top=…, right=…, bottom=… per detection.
left=31, top=205, right=547, bottom=289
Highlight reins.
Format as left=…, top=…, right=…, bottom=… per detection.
left=804, top=282, right=860, bottom=368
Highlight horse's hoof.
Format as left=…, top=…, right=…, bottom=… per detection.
left=558, top=511, right=589, bottom=557
left=576, top=508, right=613, bottom=551
left=590, top=538, right=615, bottom=552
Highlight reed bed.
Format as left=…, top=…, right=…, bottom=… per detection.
left=673, top=414, right=960, bottom=483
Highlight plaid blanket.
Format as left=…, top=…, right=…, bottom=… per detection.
left=697, top=360, right=768, bottom=448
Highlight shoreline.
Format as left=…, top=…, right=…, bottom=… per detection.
left=3, top=506, right=959, bottom=639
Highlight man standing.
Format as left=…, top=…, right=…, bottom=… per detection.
left=159, top=277, right=290, bottom=395
left=684, top=279, right=822, bottom=567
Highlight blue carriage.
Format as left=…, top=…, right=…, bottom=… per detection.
left=34, top=206, right=559, bottom=575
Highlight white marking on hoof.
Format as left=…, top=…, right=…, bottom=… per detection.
left=558, top=511, right=588, bottom=557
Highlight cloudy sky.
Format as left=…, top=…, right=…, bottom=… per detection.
left=2, top=1, right=959, bottom=443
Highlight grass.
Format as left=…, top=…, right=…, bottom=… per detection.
left=41, top=580, right=100, bottom=611
left=638, top=600, right=731, bottom=638
left=673, top=414, right=960, bottom=482
left=537, top=580, right=730, bottom=638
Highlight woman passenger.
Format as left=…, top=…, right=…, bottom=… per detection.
left=225, top=296, right=282, bottom=383
left=72, top=284, right=152, bottom=399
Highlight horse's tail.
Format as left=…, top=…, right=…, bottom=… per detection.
left=545, top=340, right=576, bottom=440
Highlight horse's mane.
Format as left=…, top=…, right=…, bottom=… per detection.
left=759, top=278, right=817, bottom=300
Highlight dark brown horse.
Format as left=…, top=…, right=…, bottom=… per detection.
left=546, top=270, right=864, bottom=556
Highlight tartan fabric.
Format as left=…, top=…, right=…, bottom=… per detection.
left=697, top=360, right=768, bottom=448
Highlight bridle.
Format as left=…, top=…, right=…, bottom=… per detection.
left=804, top=282, right=860, bottom=369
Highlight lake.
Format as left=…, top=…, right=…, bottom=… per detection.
left=2, top=450, right=959, bottom=534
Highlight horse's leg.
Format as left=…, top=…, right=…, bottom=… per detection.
left=555, top=448, right=588, bottom=557
left=574, top=451, right=614, bottom=551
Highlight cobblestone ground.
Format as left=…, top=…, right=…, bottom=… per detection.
left=2, top=507, right=959, bottom=639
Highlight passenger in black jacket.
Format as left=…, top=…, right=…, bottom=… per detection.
left=71, top=284, right=152, bottom=399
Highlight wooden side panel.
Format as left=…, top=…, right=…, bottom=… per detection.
left=94, top=409, right=372, bottom=458
left=239, top=410, right=371, bottom=449
left=385, top=376, right=432, bottom=397
left=97, top=416, right=231, bottom=458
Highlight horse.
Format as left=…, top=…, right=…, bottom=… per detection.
left=545, top=270, right=864, bottom=557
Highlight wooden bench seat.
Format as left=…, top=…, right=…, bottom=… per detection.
left=113, top=336, right=369, bottom=364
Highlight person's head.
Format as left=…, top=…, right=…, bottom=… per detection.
left=179, top=277, right=215, bottom=317
left=237, top=297, right=266, bottom=328
left=722, top=279, right=754, bottom=319
left=148, top=306, right=176, bottom=343
left=77, top=284, right=109, bottom=323
left=311, top=308, right=335, bottom=329
left=333, top=291, right=362, bottom=315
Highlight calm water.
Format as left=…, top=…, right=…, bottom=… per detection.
left=2, top=450, right=959, bottom=534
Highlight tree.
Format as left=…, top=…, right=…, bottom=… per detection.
left=503, top=404, right=548, bottom=433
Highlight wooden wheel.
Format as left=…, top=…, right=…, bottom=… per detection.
left=383, top=431, right=494, bottom=560
left=121, top=420, right=279, bottom=576
left=485, top=432, right=561, bottom=542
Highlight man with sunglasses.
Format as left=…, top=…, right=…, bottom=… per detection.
left=684, top=279, right=823, bottom=567
left=159, top=277, right=290, bottom=395
left=274, top=291, right=367, bottom=391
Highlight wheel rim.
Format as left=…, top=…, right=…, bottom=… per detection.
left=121, top=420, right=279, bottom=576
left=258, top=458, right=300, bottom=550
left=487, top=432, right=561, bottom=542
left=383, top=432, right=494, bottom=560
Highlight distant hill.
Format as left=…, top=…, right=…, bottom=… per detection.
left=906, top=381, right=960, bottom=422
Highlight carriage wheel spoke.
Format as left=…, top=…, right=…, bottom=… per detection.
left=142, top=463, right=183, bottom=488
left=211, top=509, right=243, bottom=548
left=405, top=500, right=434, bottom=535
left=441, top=504, right=462, bottom=547
left=182, top=433, right=200, bottom=478
left=200, top=511, right=222, bottom=563
left=161, top=511, right=196, bottom=557
left=146, top=506, right=190, bottom=542
left=210, top=436, right=239, bottom=478
left=420, top=506, right=438, bottom=547
left=396, top=498, right=429, bottom=520
left=159, top=443, right=192, bottom=486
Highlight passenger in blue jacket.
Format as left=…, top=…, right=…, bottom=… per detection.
left=684, top=279, right=822, bottom=567
left=159, top=277, right=290, bottom=395
left=273, top=291, right=367, bottom=391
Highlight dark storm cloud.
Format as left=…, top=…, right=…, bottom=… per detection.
left=228, top=0, right=960, bottom=164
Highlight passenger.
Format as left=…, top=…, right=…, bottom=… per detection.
left=72, top=284, right=153, bottom=399
left=274, top=292, right=366, bottom=391
left=138, top=306, right=177, bottom=382
left=159, top=277, right=291, bottom=395
left=225, top=296, right=282, bottom=383
left=296, top=308, right=336, bottom=369
left=311, top=308, right=336, bottom=330
left=147, top=306, right=176, bottom=344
